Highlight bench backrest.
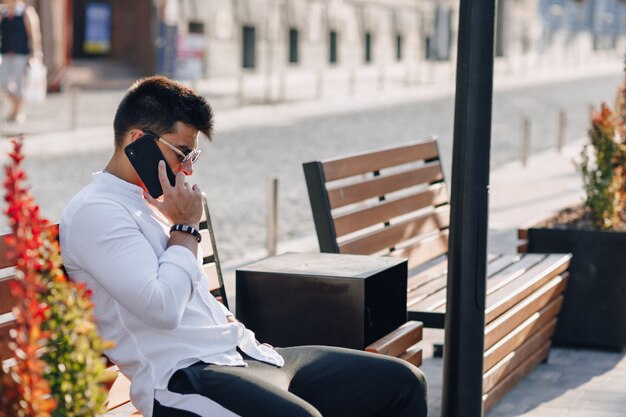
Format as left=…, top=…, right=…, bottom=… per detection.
left=303, top=138, right=450, bottom=270
left=0, top=195, right=227, bottom=363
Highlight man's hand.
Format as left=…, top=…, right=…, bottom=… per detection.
left=144, top=161, right=203, bottom=228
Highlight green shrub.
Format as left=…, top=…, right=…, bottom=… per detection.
left=580, top=103, right=626, bottom=229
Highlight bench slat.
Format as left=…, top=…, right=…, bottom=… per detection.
left=321, top=140, right=439, bottom=181
left=484, top=275, right=567, bottom=349
left=482, top=341, right=551, bottom=412
left=0, top=236, right=15, bottom=270
left=327, top=163, right=444, bottom=210
left=105, top=368, right=132, bottom=410
left=405, top=253, right=503, bottom=296
left=480, top=254, right=549, bottom=298
left=406, top=256, right=448, bottom=292
left=484, top=256, right=571, bottom=322
left=339, top=206, right=450, bottom=255
left=398, top=344, right=423, bottom=367
left=484, top=298, right=562, bottom=371
left=406, top=253, right=516, bottom=306
left=0, top=312, right=16, bottom=361
left=409, top=253, right=546, bottom=313
left=389, top=230, right=450, bottom=270
left=101, top=400, right=142, bottom=416
left=365, top=321, right=423, bottom=357
left=483, top=321, right=556, bottom=391
left=199, top=229, right=214, bottom=258
left=407, top=275, right=447, bottom=309
left=333, top=184, right=449, bottom=237
left=0, top=273, right=17, bottom=315
left=202, top=263, right=222, bottom=294
left=478, top=254, right=527, bottom=281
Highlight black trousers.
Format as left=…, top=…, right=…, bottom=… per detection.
left=153, top=345, right=427, bottom=417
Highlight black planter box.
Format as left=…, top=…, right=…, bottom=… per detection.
left=236, top=253, right=408, bottom=350
left=528, top=227, right=626, bottom=351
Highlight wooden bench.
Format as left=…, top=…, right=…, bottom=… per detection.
left=1, top=196, right=423, bottom=414
left=303, top=138, right=572, bottom=411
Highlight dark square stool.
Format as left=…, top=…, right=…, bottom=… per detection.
left=236, top=253, right=407, bottom=349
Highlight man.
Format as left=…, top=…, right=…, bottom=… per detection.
left=0, top=0, right=43, bottom=122
left=60, top=76, right=427, bottom=417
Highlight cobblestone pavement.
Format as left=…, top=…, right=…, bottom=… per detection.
left=420, top=328, right=626, bottom=417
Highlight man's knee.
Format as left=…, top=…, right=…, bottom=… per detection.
left=393, top=360, right=428, bottom=417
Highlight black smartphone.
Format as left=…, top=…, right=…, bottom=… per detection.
left=124, top=132, right=176, bottom=198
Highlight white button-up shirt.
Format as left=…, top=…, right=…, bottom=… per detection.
left=60, top=172, right=284, bottom=417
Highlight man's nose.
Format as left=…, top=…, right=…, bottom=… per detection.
left=178, top=159, right=193, bottom=176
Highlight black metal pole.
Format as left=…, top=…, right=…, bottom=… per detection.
left=441, top=0, right=496, bottom=415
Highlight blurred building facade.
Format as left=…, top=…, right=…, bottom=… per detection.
left=167, top=0, right=625, bottom=81
left=18, top=0, right=626, bottom=89
left=169, top=0, right=440, bottom=79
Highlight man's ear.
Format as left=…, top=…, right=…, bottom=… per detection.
left=128, top=129, right=145, bottom=142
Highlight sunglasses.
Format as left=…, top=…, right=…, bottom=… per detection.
left=145, top=130, right=202, bottom=165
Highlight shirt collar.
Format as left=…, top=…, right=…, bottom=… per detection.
left=93, top=171, right=144, bottom=196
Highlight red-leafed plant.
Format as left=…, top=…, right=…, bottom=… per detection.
left=1, top=138, right=113, bottom=417
left=1, top=137, right=56, bottom=417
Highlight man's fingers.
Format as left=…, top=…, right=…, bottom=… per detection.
left=175, top=171, right=186, bottom=187
left=157, top=161, right=172, bottom=190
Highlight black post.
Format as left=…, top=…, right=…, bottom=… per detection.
left=441, top=0, right=496, bottom=415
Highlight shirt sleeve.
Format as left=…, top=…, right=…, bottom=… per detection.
left=218, top=299, right=233, bottom=318
left=63, top=199, right=200, bottom=330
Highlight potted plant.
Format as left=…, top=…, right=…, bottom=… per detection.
left=523, top=63, right=626, bottom=351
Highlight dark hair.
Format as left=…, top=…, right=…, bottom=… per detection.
left=113, top=76, right=214, bottom=148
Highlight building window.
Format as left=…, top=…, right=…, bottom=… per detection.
left=242, top=25, right=256, bottom=69
left=329, top=30, right=338, bottom=64
left=289, top=28, right=299, bottom=64
left=188, top=21, right=204, bottom=34
left=364, top=32, right=372, bottom=63
left=396, top=34, right=402, bottom=61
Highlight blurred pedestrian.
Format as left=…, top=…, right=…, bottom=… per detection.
left=0, top=0, right=42, bottom=123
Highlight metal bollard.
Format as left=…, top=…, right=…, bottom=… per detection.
left=70, top=87, right=79, bottom=130
left=267, top=176, right=279, bottom=256
left=348, top=68, right=356, bottom=97
left=315, top=68, right=323, bottom=99
left=557, top=110, right=566, bottom=153
left=278, top=70, right=286, bottom=102
left=521, top=117, right=530, bottom=167
left=237, top=73, right=244, bottom=107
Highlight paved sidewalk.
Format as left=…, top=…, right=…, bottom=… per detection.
left=421, top=327, right=626, bottom=417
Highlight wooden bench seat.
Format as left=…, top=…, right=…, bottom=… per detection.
left=303, top=138, right=571, bottom=412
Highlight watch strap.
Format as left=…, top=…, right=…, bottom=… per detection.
left=170, top=224, right=202, bottom=243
